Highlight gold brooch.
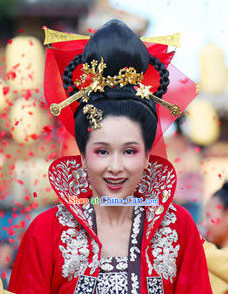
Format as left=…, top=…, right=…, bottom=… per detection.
left=74, top=58, right=144, bottom=92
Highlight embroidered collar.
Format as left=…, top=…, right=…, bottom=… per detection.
left=48, top=154, right=177, bottom=243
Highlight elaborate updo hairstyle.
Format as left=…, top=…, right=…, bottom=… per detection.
left=213, top=181, right=228, bottom=210
left=63, top=20, right=170, bottom=154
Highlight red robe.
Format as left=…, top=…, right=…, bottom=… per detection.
left=8, top=155, right=212, bottom=293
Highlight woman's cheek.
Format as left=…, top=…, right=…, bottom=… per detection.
left=129, top=152, right=147, bottom=168
left=85, top=149, right=100, bottom=161
left=86, top=152, right=108, bottom=170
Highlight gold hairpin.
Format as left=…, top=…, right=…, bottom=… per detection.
left=49, top=58, right=181, bottom=129
left=43, top=27, right=181, bottom=48
left=136, top=83, right=181, bottom=116
left=50, top=88, right=89, bottom=116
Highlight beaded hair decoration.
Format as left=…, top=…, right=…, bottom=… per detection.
left=50, top=57, right=181, bottom=130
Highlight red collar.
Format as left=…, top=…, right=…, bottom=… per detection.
left=48, top=154, right=177, bottom=244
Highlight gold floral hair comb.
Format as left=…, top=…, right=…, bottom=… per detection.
left=49, top=58, right=181, bottom=130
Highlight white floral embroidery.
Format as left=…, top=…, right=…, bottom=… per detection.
left=100, top=257, right=114, bottom=271
left=57, top=204, right=78, bottom=228
left=99, top=256, right=128, bottom=272
left=83, top=201, right=100, bottom=275
left=137, top=161, right=176, bottom=201
left=83, top=201, right=94, bottom=228
left=57, top=204, right=97, bottom=281
left=89, top=238, right=100, bottom=274
left=137, top=160, right=176, bottom=241
left=60, top=230, right=89, bottom=280
left=169, top=203, right=177, bottom=211
left=116, top=257, right=128, bottom=271
left=130, top=206, right=144, bottom=262
left=131, top=273, right=139, bottom=294
left=147, top=277, right=164, bottom=294
left=146, top=215, right=160, bottom=240
left=152, top=227, right=179, bottom=282
left=74, top=275, right=97, bottom=293
left=149, top=205, right=180, bottom=283
left=146, top=246, right=153, bottom=276
left=49, top=159, right=91, bottom=223
left=96, top=272, right=128, bottom=293
left=161, top=210, right=177, bottom=227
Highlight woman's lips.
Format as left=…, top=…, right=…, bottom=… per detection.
left=104, top=178, right=127, bottom=190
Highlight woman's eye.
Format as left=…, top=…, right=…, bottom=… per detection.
left=124, top=149, right=136, bottom=155
left=97, top=150, right=108, bottom=155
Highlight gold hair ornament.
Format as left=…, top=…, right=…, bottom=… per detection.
left=135, top=83, right=181, bottom=116
left=43, top=27, right=181, bottom=47
left=49, top=58, right=181, bottom=129
left=83, top=104, right=103, bottom=130
left=74, top=58, right=144, bottom=91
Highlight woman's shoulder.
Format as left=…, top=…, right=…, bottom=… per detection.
left=24, top=205, right=60, bottom=236
left=30, top=205, right=58, bottom=223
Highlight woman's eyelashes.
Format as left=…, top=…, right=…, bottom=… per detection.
left=124, top=149, right=137, bottom=155
left=96, top=149, right=108, bottom=155
left=95, top=148, right=138, bottom=155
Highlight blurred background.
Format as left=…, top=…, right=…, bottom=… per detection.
left=0, top=0, right=228, bottom=289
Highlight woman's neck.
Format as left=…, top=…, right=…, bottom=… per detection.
left=92, top=196, right=133, bottom=227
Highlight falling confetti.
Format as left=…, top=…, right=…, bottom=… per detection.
left=1, top=271, right=6, bottom=279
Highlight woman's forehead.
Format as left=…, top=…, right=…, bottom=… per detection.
left=88, top=116, right=144, bottom=142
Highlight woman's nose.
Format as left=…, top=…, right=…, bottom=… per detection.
left=107, top=154, right=123, bottom=173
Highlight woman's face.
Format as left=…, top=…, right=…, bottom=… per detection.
left=81, top=116, right=149, bottom=200
left=203, top=196, right=228, bottom=247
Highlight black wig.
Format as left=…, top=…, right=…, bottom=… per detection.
left=62, top=20, right=170, bottom=154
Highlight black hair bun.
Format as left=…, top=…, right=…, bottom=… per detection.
left=63, top=19, right=169, bottom=119
left=82, top=19, right=150, bottom=77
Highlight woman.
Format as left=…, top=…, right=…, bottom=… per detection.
left=203, top=182, right=228, bottom=294
left=8, top=20, right=212, bottom=293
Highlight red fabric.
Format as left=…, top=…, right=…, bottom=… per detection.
left=173, top=206, right=211, bottom=293
left=8, top=155, right=212, bottom=293
left=8, top=207, right=81, bottom=293
left=8, top=205, right=212, bottom=294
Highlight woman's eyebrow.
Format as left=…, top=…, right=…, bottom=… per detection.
left=93, top=141, right=140, bottom=146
